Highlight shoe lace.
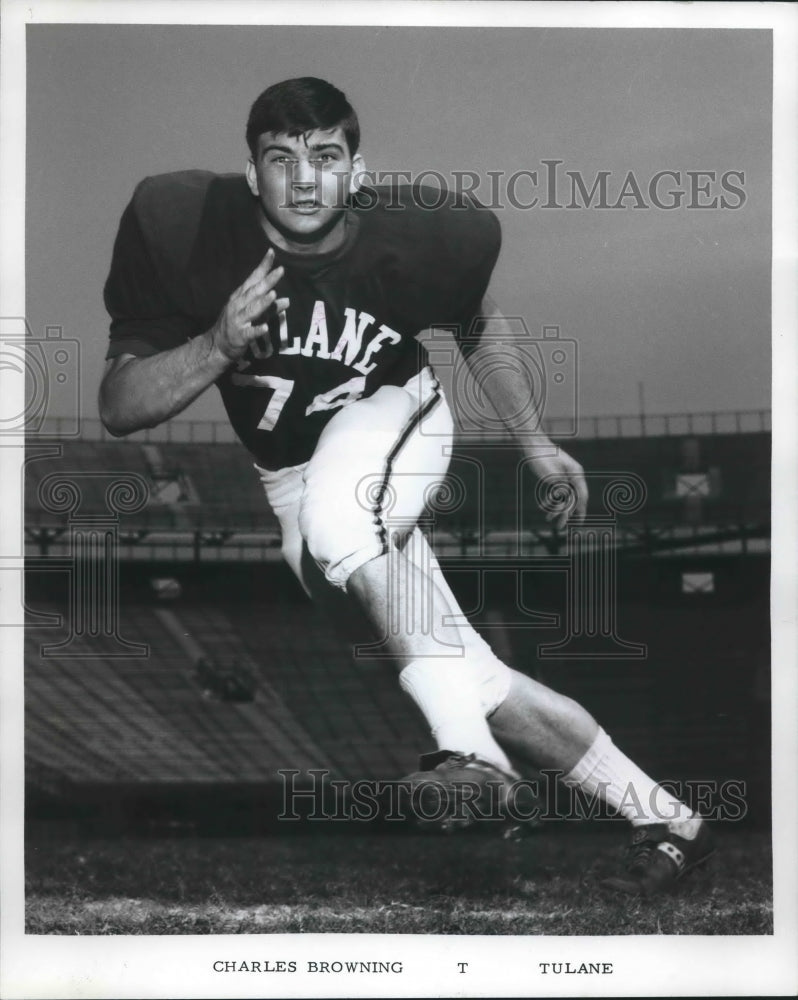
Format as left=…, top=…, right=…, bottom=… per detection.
left=624, top=828, right=663, bottom=872
left=440, top=752, right=476, bottom=770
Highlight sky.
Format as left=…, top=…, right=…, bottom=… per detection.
left=24, top=24, right=772, bottom=426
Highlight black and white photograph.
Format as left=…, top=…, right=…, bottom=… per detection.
left=1, top=1, right=796, bottom=997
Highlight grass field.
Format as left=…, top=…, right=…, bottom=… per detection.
left=25, top=823, right=772, bottom=935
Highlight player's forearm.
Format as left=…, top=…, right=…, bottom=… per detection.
left=466, top=296, right=555, bottom=455
left=98, top=331, right=231, bottom=436
left=465, top=340, right=554, bottom=456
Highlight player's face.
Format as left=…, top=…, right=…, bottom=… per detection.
left=246, top=126, right=364, bottom=251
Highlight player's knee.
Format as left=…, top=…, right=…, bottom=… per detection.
left=298, top=501, right=381, bottom=591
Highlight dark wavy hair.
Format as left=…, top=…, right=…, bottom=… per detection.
left=246, top=77, right=360, bottom=156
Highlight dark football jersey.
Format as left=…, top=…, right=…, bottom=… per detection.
left=104, top=171, right=501, bottom=469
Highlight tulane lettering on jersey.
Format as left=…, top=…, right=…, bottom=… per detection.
left=104, top=171, right=501, bottom=469
left=223, top=299, right=410, bottom=462
left=264, top=301, right=402, bottom=375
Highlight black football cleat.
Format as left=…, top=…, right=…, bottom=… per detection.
left=600, top=821, right=715, bottom=896
left=402, top=750, right=530, bottom=833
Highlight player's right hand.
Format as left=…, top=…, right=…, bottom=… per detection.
left=209, top=249, right=289, bottom=363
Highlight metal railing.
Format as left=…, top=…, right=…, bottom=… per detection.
left=550, top=409, right=771, bottom=439
left=30, top=408, right=771, bottom=444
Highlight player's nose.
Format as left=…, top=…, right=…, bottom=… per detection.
left=292, top=158, right=317, bottom=187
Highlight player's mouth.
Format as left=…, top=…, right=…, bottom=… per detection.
left=288, top=201, right=322, bottom=214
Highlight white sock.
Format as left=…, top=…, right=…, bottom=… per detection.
left=399, top=659, right=514, bottom=773
left=562, top=727, right=697, bottom=832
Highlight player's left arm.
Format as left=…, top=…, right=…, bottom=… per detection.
left=462, top=291, right=588, bottom=530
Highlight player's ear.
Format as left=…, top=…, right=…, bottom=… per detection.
left=349, top=153, right=366, bottom=196
left=245, top=158, right=259, bottom=196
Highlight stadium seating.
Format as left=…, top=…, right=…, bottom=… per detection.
left=223, top=601, right=429, bottom=778
left=22, top=419, right=771, bottom=812
left=24, top=599, right=339, bottom=787
left=24, top=587, right=430, bottom=790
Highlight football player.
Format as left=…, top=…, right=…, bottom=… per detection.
left=99, top=77, right=713, bottom=895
